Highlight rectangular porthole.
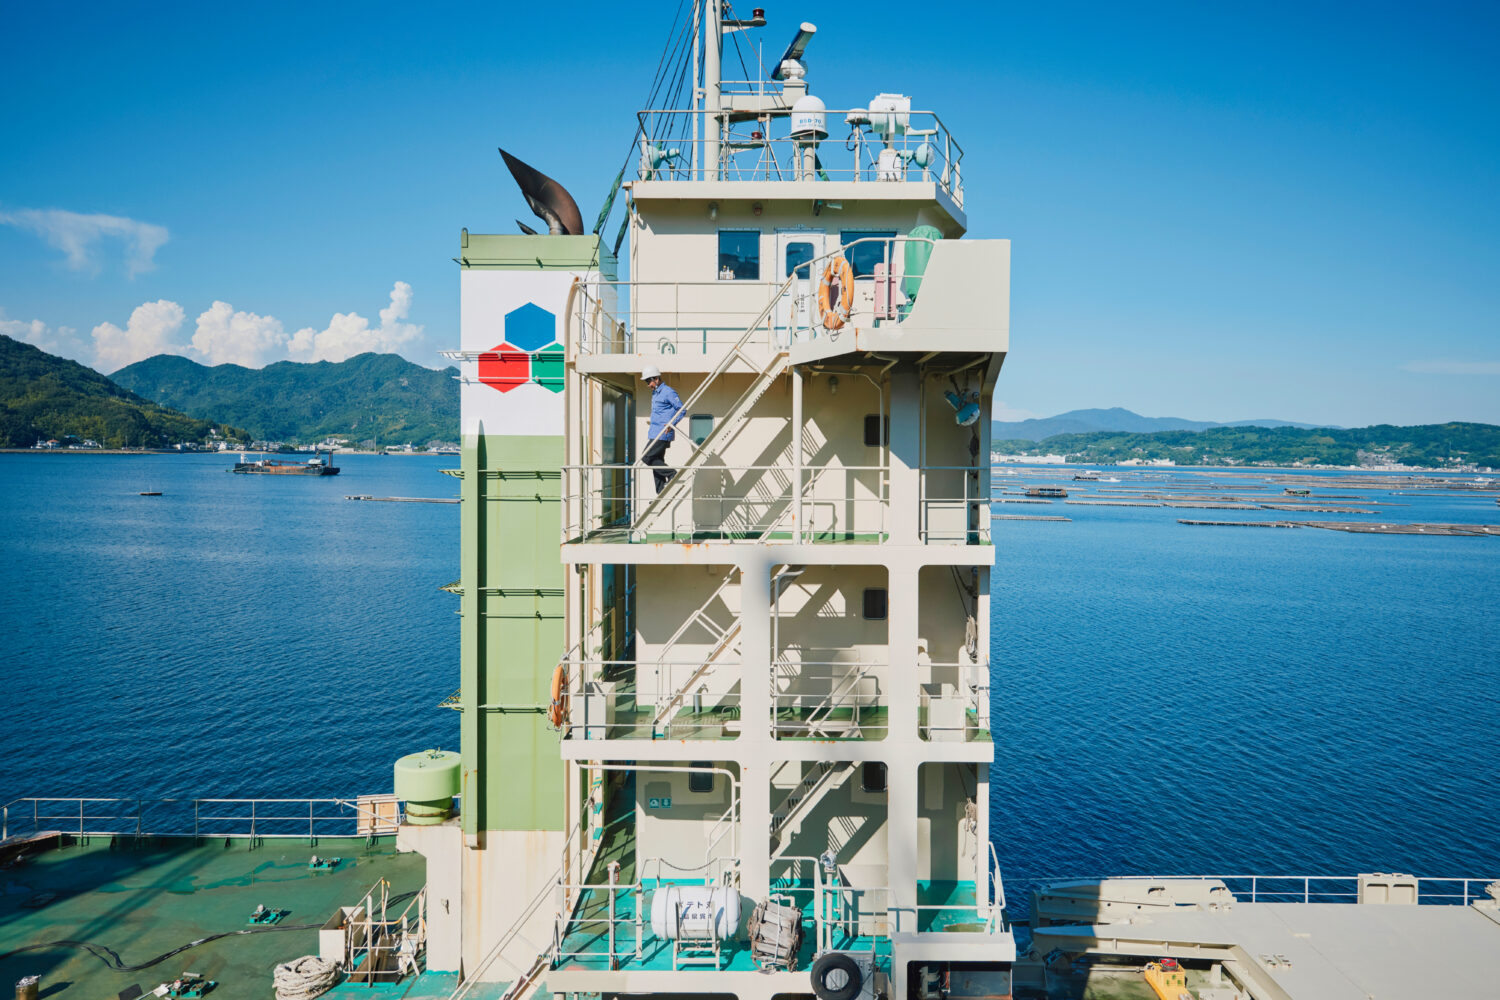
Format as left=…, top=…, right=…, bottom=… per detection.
left=690, top=414, right=714, bottom=445
left=861, top=761, right=888, bottom=794
left=862, top=588, right=888, bottom=620
left=864, top=414, right=887, bottom=447
left=689, top=762, right=714, bottom=793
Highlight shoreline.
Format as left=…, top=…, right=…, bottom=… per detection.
left=1, top=448, right=454, bottom=457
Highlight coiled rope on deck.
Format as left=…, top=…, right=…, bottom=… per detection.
left=273, top=955, right=342, bottom=1000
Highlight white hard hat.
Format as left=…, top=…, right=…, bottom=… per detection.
left=641, top=365, right=662, bottom=380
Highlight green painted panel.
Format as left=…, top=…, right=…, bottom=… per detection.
left=458, top=233, right=617, bottom=277
left=460, top=431, right=567, bottom=834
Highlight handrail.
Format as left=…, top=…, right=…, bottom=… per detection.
left=572, top=235, right=937, bottom=360
left=1043, top=873, right=1500, bottom=906
left=1, top=795, right=408, bottom=842
left=634, top=107, right=964, bottom=202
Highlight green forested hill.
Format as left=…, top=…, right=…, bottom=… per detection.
left=995, top=423, right=1500, bottom=469
left=0, top=336, right=245, bottom=448
left=112, top=352, right=459, bottom=444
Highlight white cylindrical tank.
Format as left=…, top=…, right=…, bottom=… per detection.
left=649, top=885, right=743, bottom=940
left=868, top=93, right=911, bottom=138
left=790, top=95, right=828, bottom=139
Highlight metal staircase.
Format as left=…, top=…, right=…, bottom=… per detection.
left=622, top=261, right=806, bottom=541
left=632, top=345, right=789, bottom=539
left=769, top=760, right=848, bottom=849
left=775, top=664, right=876, bottom=739
left=651, top=565, right=805, bottom=735
left=650, top=567, right=741, bottom=735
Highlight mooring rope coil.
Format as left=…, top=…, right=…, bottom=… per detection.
left=273, top=955, right=341, bottom=1000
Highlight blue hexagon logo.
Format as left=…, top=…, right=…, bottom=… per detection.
left=505, top=303, right=556, bottom=352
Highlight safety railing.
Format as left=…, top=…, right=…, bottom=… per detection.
left=552, top=871, right=646, bottom=970
left=637, top=107, right=965, bottom=205
left=553, top=856, right=740, bottom=971
left=919, top=661, right=990, bottom=742
left=895, top=845, right=1007, bottom=935
left=567, top=677, right=743, bottom=741
left=921, top=466, right=990, bottom=544
left=817, top=877, right=893, bottom=958
left=562, top=463, right=888, bottom=544
left=772, top=661, right=887, bottom=740
left=0, top=795, right=408, bottom=842
left=574, top=279, right=783, bottom=356
left=1105, top=874, right=1500, bottom=907
left=342, top=878, right=428, bottom=984
left=570, top=236, right=938, bottom=359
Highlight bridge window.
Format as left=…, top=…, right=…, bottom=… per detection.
left=839, top=229, right=897, bottom=278
left=718, top=229, right=760, bottom=280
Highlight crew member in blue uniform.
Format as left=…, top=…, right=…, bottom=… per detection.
left=641, top=365, right=684, bottom=494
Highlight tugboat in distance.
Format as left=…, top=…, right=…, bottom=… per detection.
left=231, top=449, right=341, bottom=476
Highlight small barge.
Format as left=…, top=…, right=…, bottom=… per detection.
left=1027, top=486, right=1069, bottom=498
left=231, top=450, right=340, bottom=476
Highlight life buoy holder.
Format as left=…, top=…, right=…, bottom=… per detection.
left=548, top=664, right=568, bottom=729
left=817, top=256, right=855, bottom=331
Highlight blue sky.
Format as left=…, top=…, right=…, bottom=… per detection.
left=1, top=0, right=1495, bottom=426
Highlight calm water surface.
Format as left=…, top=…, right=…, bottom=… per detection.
left=989, top=469, right=1500, bottom=908
left=0, top=453, right=458, bottom=801
left=2, top=455, right=1496, bottom=908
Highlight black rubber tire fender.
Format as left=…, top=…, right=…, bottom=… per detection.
left=811, top=952, right=862, bottom=1000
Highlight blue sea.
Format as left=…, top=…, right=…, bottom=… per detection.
left=2, top=454, right=1497, bottom=908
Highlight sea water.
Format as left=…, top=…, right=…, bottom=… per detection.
left=2, top=454, right=1496, bottom=905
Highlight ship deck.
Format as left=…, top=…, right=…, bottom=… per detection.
left=0, top=834, right=489, bottom=1000
left=550, top=780, right=998, bottom=980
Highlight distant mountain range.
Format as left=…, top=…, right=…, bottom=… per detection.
left=0, top=335, right=244, bottom=448
left=112, top=352, right=459, bottom=445
left=993, top=406, right=1332, bottom=442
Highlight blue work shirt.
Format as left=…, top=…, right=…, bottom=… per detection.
left=647, top=382, right=685, bottom=442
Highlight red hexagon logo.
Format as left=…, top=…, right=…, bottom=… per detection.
left=478, top=342, right=529, bottom=393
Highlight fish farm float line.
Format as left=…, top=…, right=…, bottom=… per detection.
left=1179, top=520, right=1500, bottom=536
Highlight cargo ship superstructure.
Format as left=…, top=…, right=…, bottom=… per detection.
left=429, top=5, right=1013, bottom=998
left=2, top=7, right=1498, bottom=1000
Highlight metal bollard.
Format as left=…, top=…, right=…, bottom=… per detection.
left=16, top=976, right=40, bottom=1000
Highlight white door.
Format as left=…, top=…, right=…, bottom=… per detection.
left=774, top=229, right=825, bottom=345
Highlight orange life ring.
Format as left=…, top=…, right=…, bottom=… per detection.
left=817, top=256, right=855, bottom=331
left=548, top=663, right=568, bottom=728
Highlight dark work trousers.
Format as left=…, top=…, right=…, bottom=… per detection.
left=641, top=437, right=674, bottom=494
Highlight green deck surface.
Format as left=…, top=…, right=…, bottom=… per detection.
left=0, top=835, right=426, bottom=999
left=548, top=779, right=957, bottom=976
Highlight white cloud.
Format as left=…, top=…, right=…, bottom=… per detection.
left=0, top=207, right=169, bottom=277
left=64, top=281, right=425, bottom=373
left=287, top=281, right=424, bottom=363
left=1402, top=360, right=1500, bottom=376
left=92, top=300, right=188, bottom=371
left=191, top=301, right=289, bottom=367
left=992, top=401, right=1039, bottom=422
left=0, top=307, right=82, bottom=355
